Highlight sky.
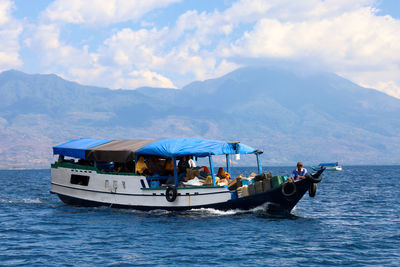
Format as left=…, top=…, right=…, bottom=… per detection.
left=0, top=0, right=399, bottom=98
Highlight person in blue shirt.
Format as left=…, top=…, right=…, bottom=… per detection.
left=291, top=162, right=307, bottom=180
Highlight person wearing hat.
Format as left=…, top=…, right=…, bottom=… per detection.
left=291, top=162, right=307, bottom=180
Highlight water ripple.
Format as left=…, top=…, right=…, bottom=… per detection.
left=0, top=167, right=399, bottom=266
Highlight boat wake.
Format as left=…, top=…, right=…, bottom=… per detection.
left=186, top=202, right=273, bottom=217
left=110, top=203, right=275, bottom=217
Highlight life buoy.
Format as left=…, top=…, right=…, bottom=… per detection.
left=281, top=180, right=296, bottom=197
left=166, top=186, right=177, bottom=202
left=309, top=183, right=317, bottom=197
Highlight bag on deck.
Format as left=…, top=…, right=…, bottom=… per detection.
left=262, top=178, right=271, bottom=191
left=228, top=177, right=242, bottom=190
left=255, top=181, right=263, bottom=194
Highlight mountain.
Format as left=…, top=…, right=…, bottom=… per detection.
left=1, top=67, right=399, bottom=169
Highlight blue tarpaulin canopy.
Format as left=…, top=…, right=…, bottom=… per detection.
left=53, top=138, right=113, bottom=159
left=319, top=162, right=339, bottom=166
left=136, top=138, right=258, bottom=158
left=53, top=137, right=260, bottom=161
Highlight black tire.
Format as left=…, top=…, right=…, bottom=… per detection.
left=309, top=183, right=317, bottom=197
left=306, top=167, right=325, bottom=183
left=281, top=181, right=297, bottom=197
left=166, top=186, right=177, bottom=202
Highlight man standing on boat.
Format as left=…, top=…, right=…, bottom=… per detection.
left=291, top=162, right=307, bottom=181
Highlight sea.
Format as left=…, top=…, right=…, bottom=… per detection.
left=0, top=166, right=399, bottom=266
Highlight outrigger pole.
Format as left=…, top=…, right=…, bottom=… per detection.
left=172, top=156, right=178, bottom=187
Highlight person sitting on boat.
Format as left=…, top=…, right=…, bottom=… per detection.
left=217, top=167, right=231, bottom=185
left=163, top=158, right=174, bottom=176
left=147, top=156, right=163, bottom=175
left=291, top=162, right=307, bottom=181
left=136, top=156, right=148, bottom=175
left=165, top=156, right=190, bottom=185
left=178, top=156, right=190, bottom=176
left=217, top=167, right=230, bottom=179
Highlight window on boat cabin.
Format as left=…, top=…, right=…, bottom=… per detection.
left=70, top=174, right=90, bottom=186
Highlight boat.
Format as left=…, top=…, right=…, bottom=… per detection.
left=51, top=137, right=324, bottom=212
left=311, top=162, right=342, bottom=171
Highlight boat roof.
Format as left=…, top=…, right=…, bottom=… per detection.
left=319, top=162, right=339, bottom=166
left=53, top=137, right=260, bottom=162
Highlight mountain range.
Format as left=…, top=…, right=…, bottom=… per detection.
left=1, top=67, right=400, bottom=169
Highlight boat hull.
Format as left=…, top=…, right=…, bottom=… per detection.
left=51, top=165, right=312, bottom=212
left=312, top=166, right=342, bottom=171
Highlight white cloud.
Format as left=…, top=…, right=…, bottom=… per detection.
left=0, top=0, right=22, bottom=71
left=27, top=24, right=95, bottom=67
left=0, top=0, right=12, bottom=25
left=43, top=0, right=181, bottom=25
left=66, top=67, right=176, bottom=89
left=21, top=0, right=400, bottom=98
left=224, top=1, right=400, bottom=98
left=96, top=26, right=238, bottom=86
left=124, top=69, right=176, bottom=88
left=27, top=24, right=176, bottom=89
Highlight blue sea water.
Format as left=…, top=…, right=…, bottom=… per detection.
left=0, top=166, right=399, bottom=266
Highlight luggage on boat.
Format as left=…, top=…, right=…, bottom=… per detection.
left=248, top=183, right=256, bottom=195
left=249, top=172, right=257, bottom=178
left=254, top=172, right=272, bottom=181
left=271, top=176, right=284, bottom=188
left=262, top=178, right=271, bottom=191
left=237, top=187, right=243, bottom=198
left=228, top=177, right=242, bottom=190
left=241, top=185, right=249, bottom=197
left=255, top=181, right=263, bottom=194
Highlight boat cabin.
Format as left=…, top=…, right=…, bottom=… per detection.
left=52, top=138, right=264, bottom=189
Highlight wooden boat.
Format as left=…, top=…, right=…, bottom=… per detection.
left=51, top=138, right=324, bottom=212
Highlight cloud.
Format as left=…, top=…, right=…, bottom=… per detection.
left=0, top=0, right=22, bottom=71
left=225, top=3, right=400, bottom=97
left=42, top=0, right=181, bottom=25
left=26, top=24, right=176, bottom=89
left=100, top=25, right=240, bottom=82
left=21, top=0, right=400, bottom=98
left=26, top=23, right=97, bottom=75
left=0, top=0, right=12, bottom=25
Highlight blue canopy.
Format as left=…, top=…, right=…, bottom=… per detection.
left=319, top=162, right=339, bottom=166
left=53, top=138, right=113, bottom=159
left=53, top=137, right=260, bottom=161
left=136, top=138, right=258, bottom=158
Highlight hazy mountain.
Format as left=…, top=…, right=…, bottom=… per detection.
left=1, top=67, right=399, bottom=169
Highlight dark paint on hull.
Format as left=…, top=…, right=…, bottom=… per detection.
left=55, top=179, right=313, bottom=213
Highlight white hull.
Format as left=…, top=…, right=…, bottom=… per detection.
left=51, top=166, right=231, bottom=209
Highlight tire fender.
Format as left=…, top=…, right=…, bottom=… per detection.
left=281, top=180, right=297, bottom=197
left=309, top=183, right=317, bottom=197
left=166, top=186, right=178, bottom=202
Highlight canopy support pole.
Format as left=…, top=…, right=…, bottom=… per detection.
left=134, top=154, right=138, bottom=173
left=256, top=152, right=262, bottom=174
left=209, top=155, right=216, bottom=186
left=173, top=156, right=178, bottom=187
left=226, top=154, right=231, bottom=174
